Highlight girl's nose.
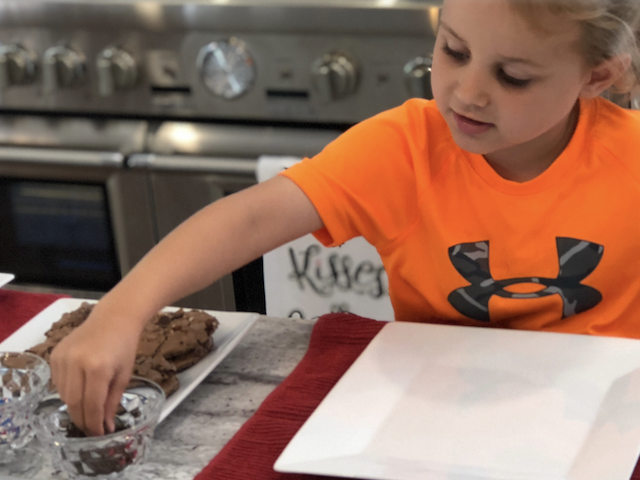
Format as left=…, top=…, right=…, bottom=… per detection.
left=454, top=66, right=490, bottom=108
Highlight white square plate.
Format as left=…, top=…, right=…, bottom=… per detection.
left=0, top=298, right=259, bottom=423
left=275, top=322, right=640, bottom=480
left=0, top=273, right=15, bottom=288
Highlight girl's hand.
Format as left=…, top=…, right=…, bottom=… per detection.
left=50, top=311, right=141, bottom=436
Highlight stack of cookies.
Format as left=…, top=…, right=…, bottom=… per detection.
left=27, top=302, right=219, bottom=396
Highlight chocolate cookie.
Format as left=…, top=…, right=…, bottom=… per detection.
left=27, top=302, right=95, bottom=362
left=159, top=310, right=218, bottom=373
left=136, top=323, right=166, bottom=358
left=27, top=304, right=219, bottom=397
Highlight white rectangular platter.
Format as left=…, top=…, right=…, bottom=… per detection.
left=0, top=273, right=15, bottom=289
left=0, top=298, right=259, bottom=423
left=275, top=322, right=640, bottom=480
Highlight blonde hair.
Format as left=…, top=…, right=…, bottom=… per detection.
left=508, top=0, right=640, bottom=99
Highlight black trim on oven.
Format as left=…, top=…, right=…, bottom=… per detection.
left=232, top=257, right=266, bottom=315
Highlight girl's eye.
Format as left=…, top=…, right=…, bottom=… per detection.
left=441, top=41, right=533, bottom=89
left=498, top=69, right=531, bottom=89
left=442, top=44, right=468, bottom=62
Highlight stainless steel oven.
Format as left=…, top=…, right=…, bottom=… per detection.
left=0, top=0, right=442, bottom=311
left=0, top=116, right=156, bottom=298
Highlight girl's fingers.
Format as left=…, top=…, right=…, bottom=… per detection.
left=49, top=350, right=65, bottom=396
left=103, top=372, right=131, bottom=434
left=51, top=350, right=77, bottom=427
left=83, top=369, right=113, bottom=436
left=61, top=366, right=87, bottom=434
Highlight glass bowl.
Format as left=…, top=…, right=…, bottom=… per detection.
left=0, top=351, right=51, bottom=475
left=35, top=376, right=165, bottom=479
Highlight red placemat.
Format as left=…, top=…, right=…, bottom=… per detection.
left=0, top=289, right=69, bottom=342
left=194, top=312, right=385, bottom=480
left=195, top=312, right=640, bottom=480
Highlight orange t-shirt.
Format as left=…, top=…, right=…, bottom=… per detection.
left=281, top=97, right=640, bottom=338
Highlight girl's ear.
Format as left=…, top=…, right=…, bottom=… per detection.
left=580, top=53, right=632, bottom=99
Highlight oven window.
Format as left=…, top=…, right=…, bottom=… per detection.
left=0, top=180, right=120, bottom=291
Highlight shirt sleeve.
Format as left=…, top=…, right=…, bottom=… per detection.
left=280, top=100, right=428, bottom=249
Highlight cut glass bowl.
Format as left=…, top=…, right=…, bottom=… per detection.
left=0, top=351, right=51, bottom=475
left=36, top=376, right=165, bottom=479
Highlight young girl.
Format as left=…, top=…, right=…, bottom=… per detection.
left=51, top=0, right=640, bottom=436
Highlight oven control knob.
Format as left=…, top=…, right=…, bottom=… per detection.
left=197, top=38, right=256, bottom=100
left=42, top=46, right=86, bottom=93
left=96, top=47, right=138, bottom=96
left=0, top=44, right=37, bottom=90
left=404, top=56, right=433, bottom=99
left=311, top=52, right=359, bottom=103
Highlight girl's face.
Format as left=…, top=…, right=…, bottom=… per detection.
left=431, top=0, right=593, bottom=167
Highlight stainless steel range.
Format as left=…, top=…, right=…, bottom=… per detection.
left=0, top=0, right=441, bottom=311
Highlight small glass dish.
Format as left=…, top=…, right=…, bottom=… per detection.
left=0, top=351, right=51, bottom=476
left=35, top=376, right=165, bottom=479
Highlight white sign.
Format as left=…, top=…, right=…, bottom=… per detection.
left=257, top=156, right=394, bottom=321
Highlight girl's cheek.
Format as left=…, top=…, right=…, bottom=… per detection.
left=430, top=63, right=449, bottom=101
left=429, top=71, right=443, bottom=102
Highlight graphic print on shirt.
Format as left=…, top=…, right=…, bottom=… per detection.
left=447, top=238, right=603, bottom=322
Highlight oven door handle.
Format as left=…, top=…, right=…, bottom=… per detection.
left=128, top=154, right=257, bottom=175
left=0, top=147, right=124, bottom=167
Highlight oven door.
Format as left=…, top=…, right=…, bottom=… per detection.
left=128, top=153, right=260, bottom=311
left=0, top=147, right=156, bottom=296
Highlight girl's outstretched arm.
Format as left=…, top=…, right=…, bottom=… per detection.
left=50, top=175, right=322, bottom=436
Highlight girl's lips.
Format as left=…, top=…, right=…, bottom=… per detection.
left=453, top=111, right=494, bottom=136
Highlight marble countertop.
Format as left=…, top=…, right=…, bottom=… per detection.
left=27, top=315, right=316, bottom=480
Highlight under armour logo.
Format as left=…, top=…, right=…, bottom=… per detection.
left=448, top=237, right=603, bottom=322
